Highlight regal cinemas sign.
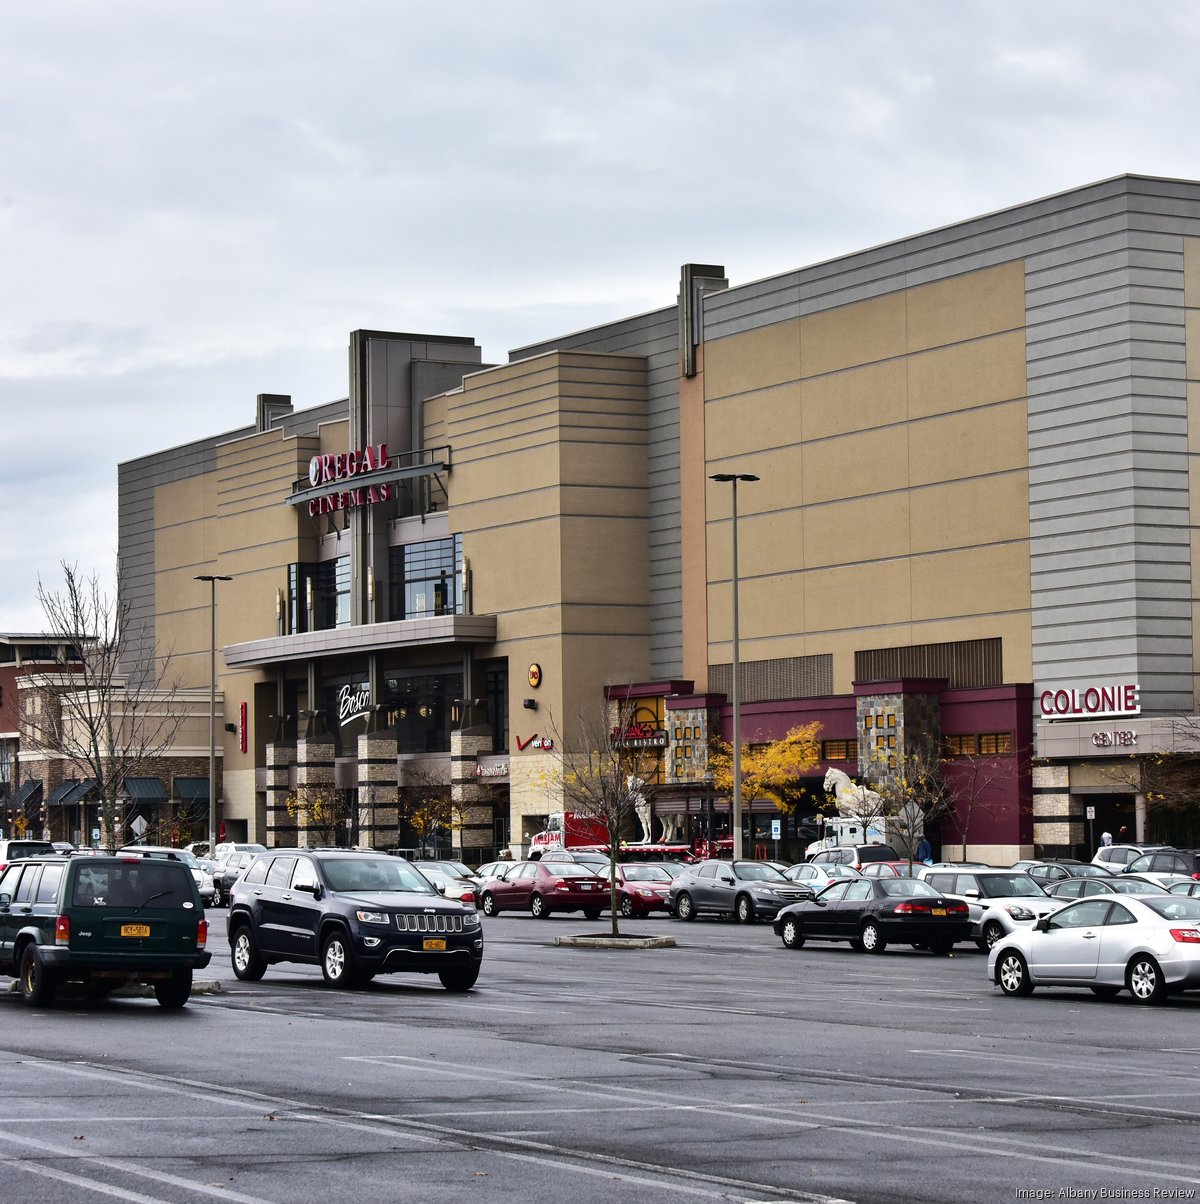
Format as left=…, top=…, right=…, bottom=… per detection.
left=307, top=443, right=392, bottom=517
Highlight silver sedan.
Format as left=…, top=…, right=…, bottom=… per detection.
left=988, top=894, right=1200, bottom=1005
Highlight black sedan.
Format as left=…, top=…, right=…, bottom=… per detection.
left=772, top=877, right=971, bottom=955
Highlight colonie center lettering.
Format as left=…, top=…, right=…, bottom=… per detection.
left=1039, top=682, right=1140, bottom=721
left=307, top=443, right=392, bottom=517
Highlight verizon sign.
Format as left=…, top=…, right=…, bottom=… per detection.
left=1039, top=682, right=1140, bottom=722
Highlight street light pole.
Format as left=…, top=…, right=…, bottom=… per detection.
left=195, top=574, right=232, bottom=854
left=710, top=472, right=758, bottom=861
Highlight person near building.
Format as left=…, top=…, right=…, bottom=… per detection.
left=1100, top=830, right=1113, bottom=847
left=916, top=836, right=932, bottom=864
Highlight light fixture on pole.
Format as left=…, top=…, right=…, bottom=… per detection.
left=709, top=471, right=759, bottom=861
left=195, top=574, right=232, bottom=854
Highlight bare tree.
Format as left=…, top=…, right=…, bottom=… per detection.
left=869, top=743, right=955, bottom=862
left=21, top=563, right=187, bottom=850
left=286, top=784, right=354, bottom=846
left=396, top=761, right=457, bottom=856
left=542, top=693, right=663, bottom=937
left=942, top=748, right=1017, bottom=861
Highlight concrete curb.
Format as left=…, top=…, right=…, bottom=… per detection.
left=553, top=934, right=677, bottom=950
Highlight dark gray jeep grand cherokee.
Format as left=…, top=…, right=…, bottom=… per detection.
left=227, top=848, right=483, bottom=991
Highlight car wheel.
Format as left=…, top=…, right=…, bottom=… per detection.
left=439, top=963, right=480, bottom=992
left=321, top=931, right=361, bottom=988
left=154, top=968, right=193, bottom=1009
left=481, top=892, right=499, bottom=917
left=780, top=916, right=805, bottom=949
left=929, top=942, right=953, bottom=956
left=620, top=895, right=636, bottom=918
left=530, top=893, right=550, bottom=919
left=860, top=920, right=887, bottom=954
left=848, top=938, right=865, bottom=952
left=1127, top=955, right=1168, bottom=1005
left=1089, top=984, right=1121, bottom=999
left=231, top=925, right=267, bottom=981
left=675, top=892, right=695, bottom=921
left=735, top=894, right=755, bottom=924
left=18, top=946, right=57, bottom=1007
left=996, top=949, right=1034, bottom=996
left=583, top=909, right=602, bottom=920
left=982, top=919, right=1006, bottom=949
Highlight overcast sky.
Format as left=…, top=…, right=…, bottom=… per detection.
left=3, top=1, right=1198, bottom=630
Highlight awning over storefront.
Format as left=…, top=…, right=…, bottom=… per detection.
left=16, top=780, right=43, bottom=807
left=125, top=776, right=167, bottom=803
left=175, top=777, right=209, bottom=803
left=47, top=779, right=94, bottom=807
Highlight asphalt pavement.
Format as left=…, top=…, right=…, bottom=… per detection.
left=1, top=909, right=1198, bottom=1203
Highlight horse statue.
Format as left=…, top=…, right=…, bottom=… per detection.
left=629, top=775, right=653, bottom=842
left=823, top=767, right=884, bottom=818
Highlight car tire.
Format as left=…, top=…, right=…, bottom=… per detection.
left=583, top=909, right=602, bottom=920
left=780, top=916, right=805, bottom=949
left=481, top=892, right=499, bottom=917
left=860, top=921, right=887, bottom=954
left=1089, top=985, right=1121, bottom=999
left=675, top=892, right=695, bottom=921
left=996, top=949, right=1034, bottom=996
left=848, top=938, right=865, bottom=952
left=18, top=946, right=57, bottom=1007
left=1126, top=955, right=1168, bottom=1005
left=231, top=925, right=267, bottom=981
left=321, top=930, right=361, bottom=988
left=929, top=942, right=954, bottom=956
left=438, top=963, right=480, bottom=992
left=620, top=895, right=636, bottom=918
left=735, top=894, right=755, bottom=924
left=154, top=968, right=193, bottom=1009
left=982, top=920, right=1006, bottom=949
left=530, top=893, right=550, bottom=919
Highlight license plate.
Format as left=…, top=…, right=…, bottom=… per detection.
left=423, top=938, right=447, bottom=951
left=121, top=924, right=151, bottom=938
left=932, top=908, right=946, bottom=916
left=581, top=883, right=593, bottom=889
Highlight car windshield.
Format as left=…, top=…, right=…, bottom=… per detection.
left=322, top=858, right=435, bottom=894
left=977, top=874, right=1044, bottom=898
left=734, top=863, right=788, bottom=882
left=880, top=879, right=940, bottom=897
left=1142, top=896, right=1200, bottom=921
left=620, top=865, right=673, bottom=882
left=73, top=862, right=193, bottom=908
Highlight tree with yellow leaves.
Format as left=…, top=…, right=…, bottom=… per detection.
left=709, top=723, right=823, bottom=814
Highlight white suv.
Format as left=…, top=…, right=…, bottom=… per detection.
left=917, top=868, right=1058, bottom=950
left=1091, top=843, right=1170, bottom=875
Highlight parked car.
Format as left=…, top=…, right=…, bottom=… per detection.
left=989, top=893, right=1200, bottom=1004
left=1090, top=843, right=1171, bottom=875
left=0, top=853, right=210, bottom=1007
left=1122, top=849, right=1200, bottom=884
left=415, top=863, right=479, bottom=906
left=1023, top=860, right=1113, bottom=886
left=536, top=849, right=610, bottom=870
left=784, top=863, right=863, bottom=891
left=475, top=860, right=519, bottom=884
left=0, top=839, right=55, bottom=873
left=118, top=845, right=215, bottom=906
left=604, top=863, right=675, bottom=917
left=670, top=860, right=811, bottom=923
left=479, top=860, right=606, bottom=918
left=773, top=877, right=971, bottom=955
left=917, top=867, right=1057, bottom=950
left=212, top=849, right=261, bottom=906
left=419, top=858, right=482, bottom=883
left=211, top=841, right=268, bottom=864
left=808, top=844, right=899, bottom=871
left=227, top=848, right=482, bottom=990
left=1167, top=880, right=1200, bottom=898
left=1046, top=876, right=1170, bottom=900
left=860, top=861, right=922, bottom=879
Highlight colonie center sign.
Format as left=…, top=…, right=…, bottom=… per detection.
left=1039, top=681, right=1140, bottom=722
left=306, top=443, right=392, bottom=517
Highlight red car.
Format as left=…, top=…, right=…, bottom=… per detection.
left=606, top=863, right=675, bottom=917
left=479, top=860, right=606, bottom=919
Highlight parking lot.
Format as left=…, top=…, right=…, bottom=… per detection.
left=2, top=910, right=1199, bottom=1203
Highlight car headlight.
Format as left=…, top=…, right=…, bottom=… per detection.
left=1004, top=906, right=1034, bottom=921
left=462, top=911, right=481, bottom=929
left=355, top=910, right=389, bottom=924
left=752, top=886, right=779, bottom=896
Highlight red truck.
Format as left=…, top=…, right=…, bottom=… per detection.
left=529, top=812, right=694, bottom=862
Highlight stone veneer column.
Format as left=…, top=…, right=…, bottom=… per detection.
left=450, top=729, right=495, bottom=857
left=1031, top=762, right=1078, bottom=856
left=358, top=730, right=399, bottom=850
left=294, top=737, right=335, bottom=847
left=264, top=743, right=296, bottom=848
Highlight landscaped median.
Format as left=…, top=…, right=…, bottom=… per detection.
left=553, top=933, right=676, bottom=950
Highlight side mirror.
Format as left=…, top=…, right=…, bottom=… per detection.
left=435, top=881, right=446, bottom=895
left=0, top=892, right=10, bottom=908
left=963, top=889, right=980, bottom=899
left=1035, top=915, right=1050, bottom=932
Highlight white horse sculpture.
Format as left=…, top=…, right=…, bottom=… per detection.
left=629, top=775, right=652, bottom=842
left=823, top=767, right=884, bottom=818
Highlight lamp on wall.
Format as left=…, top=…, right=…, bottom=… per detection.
left=522, top=698, right=538, bottom=711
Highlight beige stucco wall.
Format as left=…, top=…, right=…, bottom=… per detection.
left=702, top=261, right=1033, bottom=691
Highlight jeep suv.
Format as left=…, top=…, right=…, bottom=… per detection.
left=0, top=854, right=210, bottom=1007
left=226, top=848, right=483, bottom=991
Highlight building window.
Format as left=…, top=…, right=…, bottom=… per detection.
left=822, top=739, right=858, bottom=761
left=978, top=732, right=1013, bottom=755
left=389, top=536, right=462, bottom=621
left=945, top=733, right=1012, bottom=757
left=944, top=734, right=977, bottom=756
left=289, top=557, right=350, bottom=633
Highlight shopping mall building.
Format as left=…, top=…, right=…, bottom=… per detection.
left=114, top=174, right=1200, bottom=864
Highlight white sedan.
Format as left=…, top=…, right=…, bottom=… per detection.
left=988, top=893, right=1200, bottom=1005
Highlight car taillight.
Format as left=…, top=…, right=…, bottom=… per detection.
left=197, top=918, right=208, bottom=949
left=948, top=902, right=969, bottom=915
left=55, top=915, right=70, bottom=945
left=552, top=878, right=570, bottom=890
left=894, top=902, right=931, bottom=914
left=1169, top=928, right=1200, bottom=943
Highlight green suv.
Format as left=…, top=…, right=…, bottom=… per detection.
left=0, top=854, right=211, bottom=1008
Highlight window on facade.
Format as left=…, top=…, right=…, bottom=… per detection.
left=821, top=739, right=857, bottom=761
left=944, top=734, right=977, bottom=757
left=979, top=732, right=1013, bottom=755
left=289, top=557, right=350, bottom=633
left=389, top=536, right=462, bottom=621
